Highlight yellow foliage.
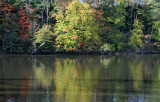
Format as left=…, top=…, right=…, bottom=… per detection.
left=35, top=24, right=54, bottom=43
left=54, top=0, right=101, bottom=51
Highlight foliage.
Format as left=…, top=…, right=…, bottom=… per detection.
left=18, top=3, right=39, bottom=39
left=35, top=24, right=54, bottom=43
left=129, top=19, right=144, bottom=50
left=0, top=2, right=15, bottom=28
left=107, top=28, right=126, bottom=51
left=103, top=0, right=127, bottom=29
left=39, top=41, right=55, bottom=53
left=55, top=0, right=101, bottom=51
left=100, top=43, right=111, bottom=53
left=152, top=21, right=160, bottom=41
left=150, top=1, right=160, bottom=21
left=18, top=8, right=31, bottom=39
left=0, top=1, right=22, bottom=53
left=150, top=1, right=160, bottom=41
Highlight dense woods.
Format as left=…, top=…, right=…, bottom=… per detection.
left=0, top=0, right=159, bottom=54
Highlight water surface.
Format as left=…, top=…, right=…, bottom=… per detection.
left=0, top=55, right=160, bottom=102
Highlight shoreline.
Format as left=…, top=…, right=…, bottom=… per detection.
left=1, top=50, right=160, bottom=55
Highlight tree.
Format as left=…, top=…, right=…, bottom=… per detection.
left=55, top=0, right=101, bottom=51
left=18, top=8, right=31, bottom=39
left=30, top=24, right=54, bottom=54
left=102, top=0, right=127, bottom=51
left=0, top=1, right=16, bottom=49
left=18, top=3, right=40, bottom=54
left=149, top=1, right=160, bottom=42
left=35, top=24, right=54, bottom=43
left=129, top=19, right=144, bottom=50
left=108, top=29, right=126, bottom=51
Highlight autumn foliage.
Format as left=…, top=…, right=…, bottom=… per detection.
left=0, top=1, right=14, bottom=14
left=18, top=8, right=31, bottom=39
left=55, top=0, right=101, bottom=51
left=0, top=1, right=14, bottom=34
left=18, top=3, right=39, bottom=39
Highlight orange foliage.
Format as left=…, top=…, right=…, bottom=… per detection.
left=94, top=9, right=104, bottom=21
left=0, top=1, right=14, bottom=15
left=77, top=43, right=83, bottom=46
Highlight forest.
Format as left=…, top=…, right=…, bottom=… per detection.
left=0, top=0, right=160, bottom=54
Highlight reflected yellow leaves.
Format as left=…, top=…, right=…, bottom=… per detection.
left=151, top=59, right=160, bottom=97
left=55, top=58, right=99, bottom=102
left=35, top=67, right=53, bottom=88
left=129, top=60, right=143, bottom=91
left=33, top=55, right=160, bottom=102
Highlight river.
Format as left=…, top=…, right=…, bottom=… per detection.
left=0, top=55, right=160, bottom=102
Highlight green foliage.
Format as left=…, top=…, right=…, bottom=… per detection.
left=149, top=1, right=160, bottom=42
left=108, top=29, right=126, bottom=51
left=102, top=1, right=128, bottom=52
left=152, top=21, right=160, bottom=41
left=103, top=0, right=127, bottom=29
left=35, top=25, right=54, bottom=43
left=150, top=1, right=160, bottom=21
left=55, top=0, right=101, bottom=51
left=100, top=43, right=111, bottom=53
left=140, top=4, right=153, bottom=34
left=129, top=19, right=144, bottom=50
left=39, top=41, right=55, bottom=53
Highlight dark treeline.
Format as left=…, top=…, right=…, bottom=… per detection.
left=0, top=0, right=159, bottom=54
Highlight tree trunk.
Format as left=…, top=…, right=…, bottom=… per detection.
left=3, top=21, right=7, bottom=48
left=42, top=7, right=44, bottom=25
left=130, top=5, right=134, bottom=31
left=46, top=0, right=49, bottom=25
left=31, top=42, right=45, bottom=54
left=149, top=26, right=154, bottom=42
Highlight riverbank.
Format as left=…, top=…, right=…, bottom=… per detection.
left=1, top=50, right=160, bottom=55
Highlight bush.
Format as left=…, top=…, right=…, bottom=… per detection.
left=100, top=43, right=111, bottom=53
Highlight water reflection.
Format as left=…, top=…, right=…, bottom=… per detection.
left=0, top=55, right=160, bottom=102
left=54, top=57, right=99, bottom=102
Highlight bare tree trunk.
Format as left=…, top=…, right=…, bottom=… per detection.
left=30, top=20, right=37, bottom=54
left=31, top=42, right=45, bottom=54
left=149, top=26, right=153, bottom=42
left=130, top=5, right=134, bottom=31
left=135, top=1, right=138, bottom=20
left=32, top=41, right=37, bottom=54
left=46, top=0, right=49, bottom=25
left=3, top=16, right=7, bottom=48
left=42, top=7, right=44, bottom=25
left=3, top=26, right=7, bottom=48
